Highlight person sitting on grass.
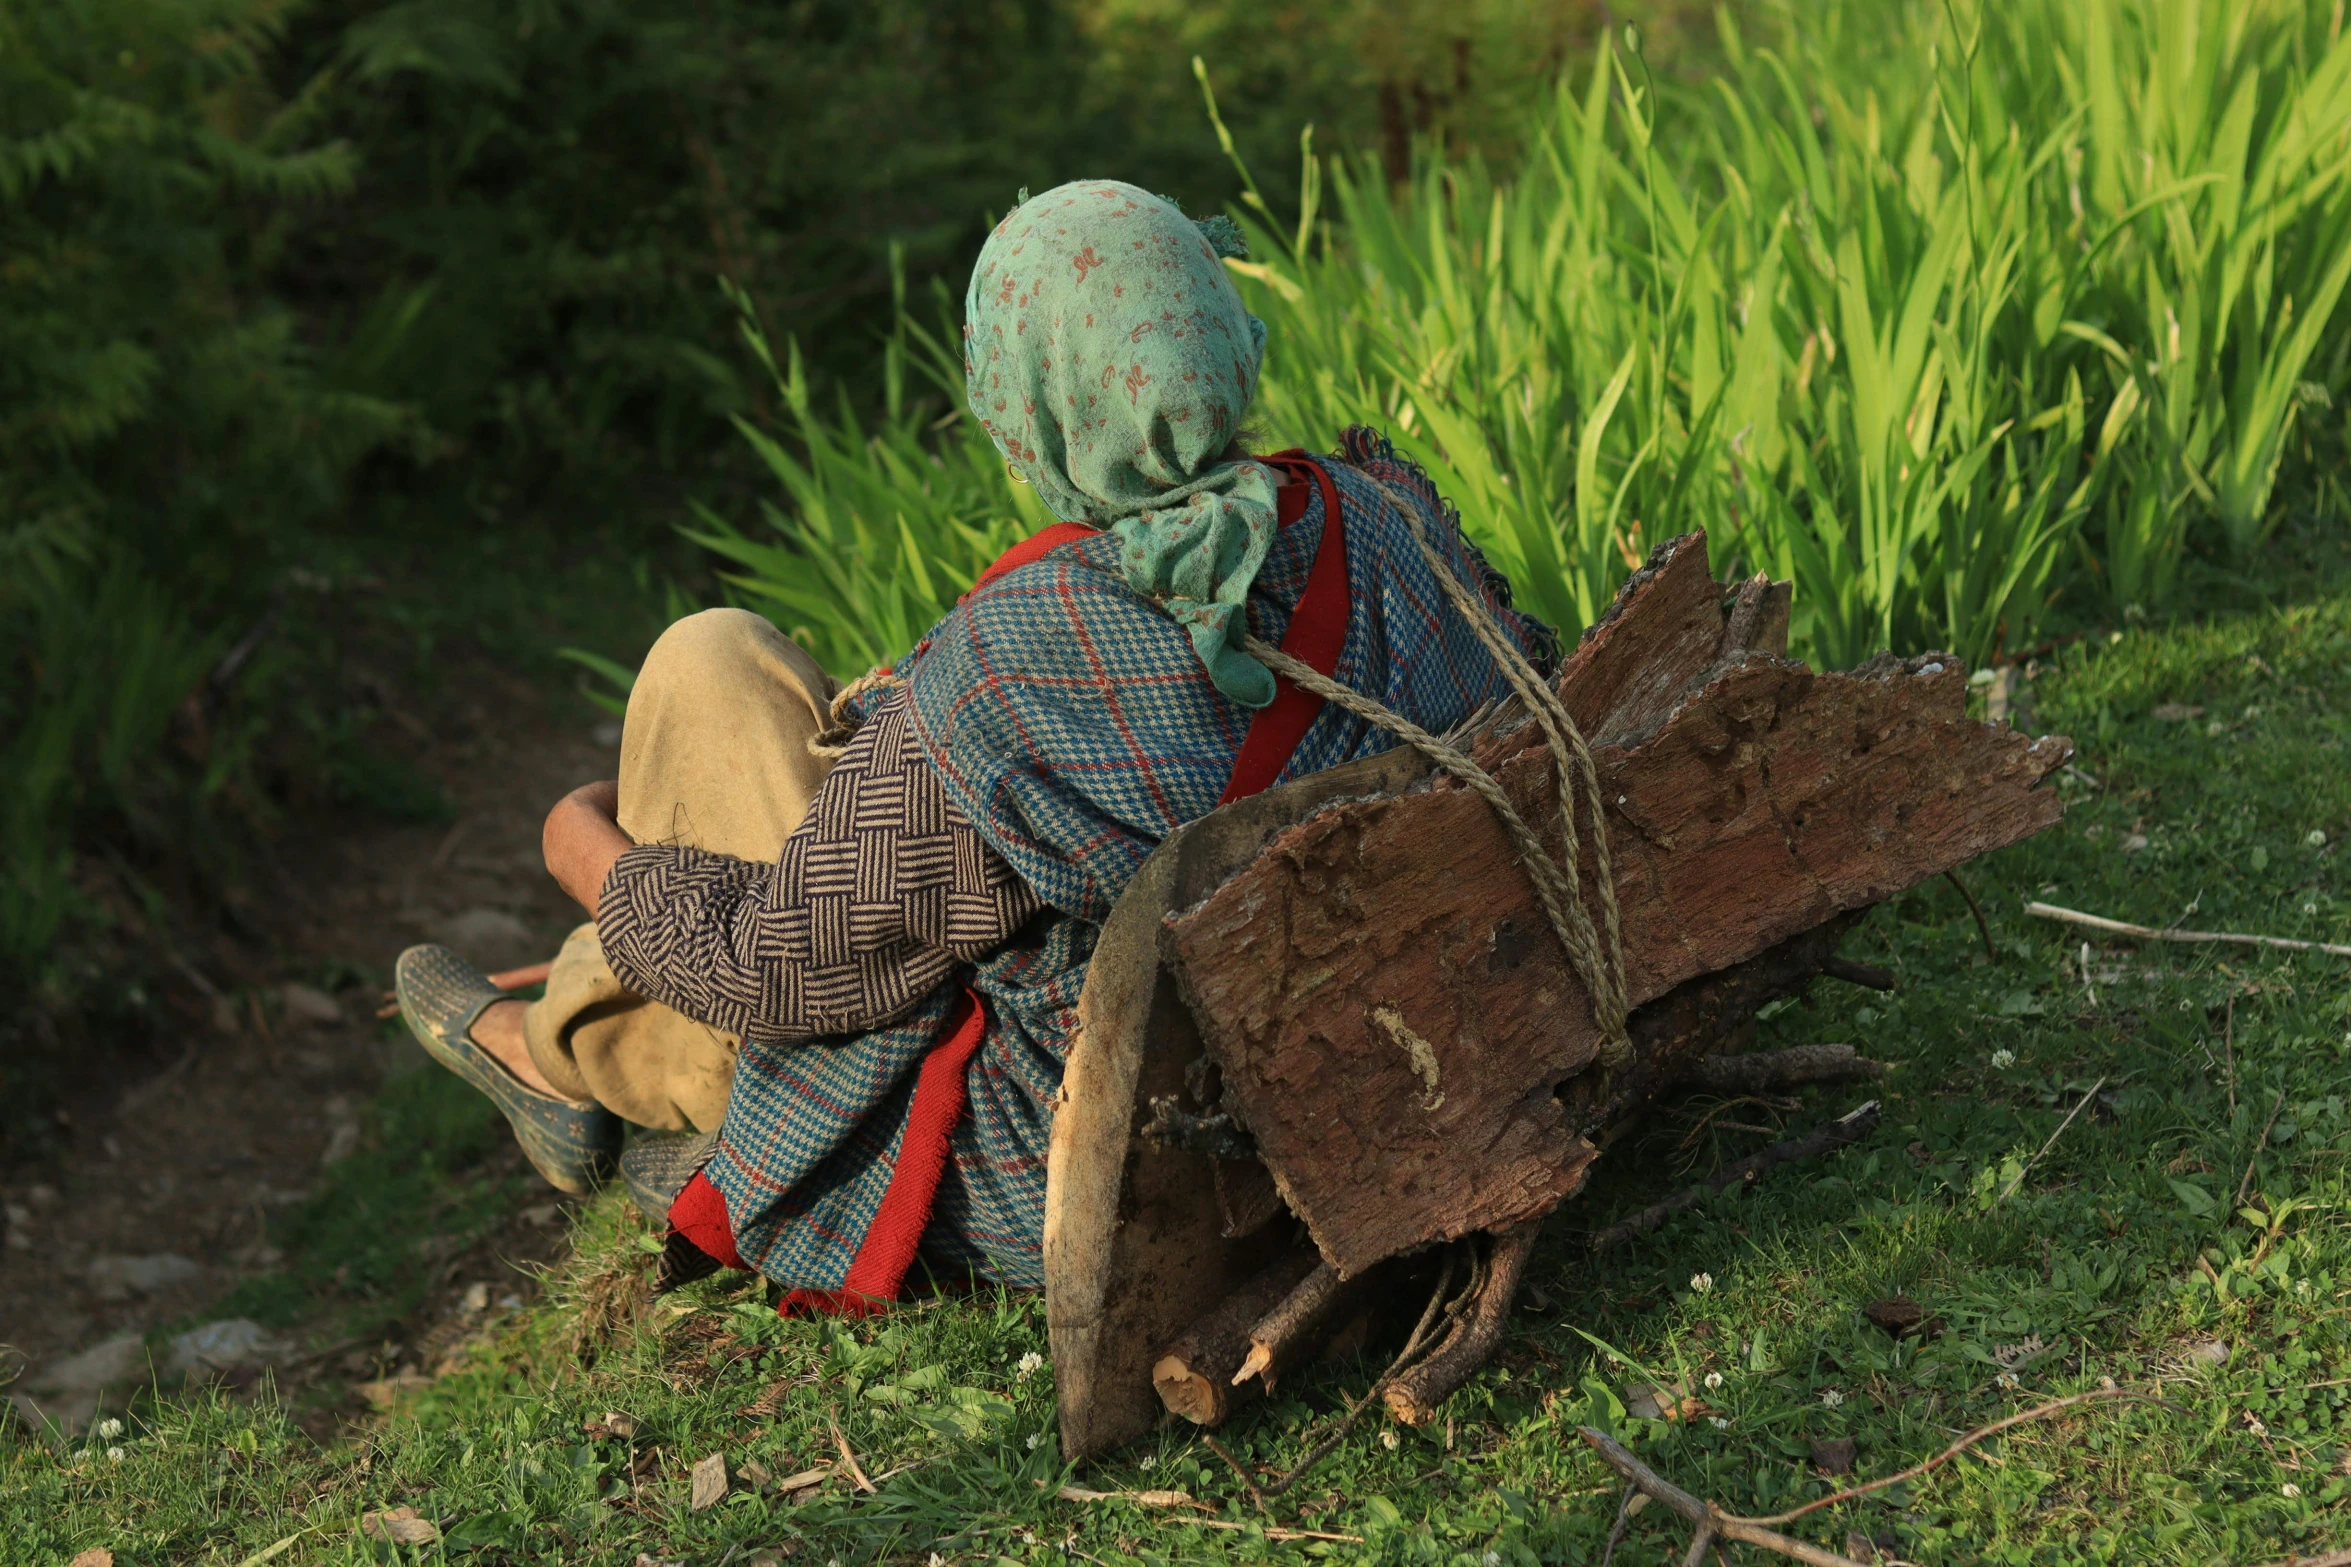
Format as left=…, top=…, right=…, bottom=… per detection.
left=395, top=180, right=1561, bottom=1313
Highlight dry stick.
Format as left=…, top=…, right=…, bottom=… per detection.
left=1383, top=1219, right=1544, bottom=1424
left=1164, top=1517, right=1364, bottom=1545
left=1819, top=955, right=1896, bottom=991
left=1684, top=1045, right=1884, bottom=1094
left=2025, top=901, right=2351, bottom=959
left=1742, top=1387, right=2168, bottom=1525
left=2223, top=993, right=2238, bottom=1117
left=1998, top=1075, right=2109, bottom=1203
left=1241, top=1241, right=1466, bottom=1503
left=1946, top=867, right=1997, bottom=961
left=2238, top=1086, right=2290, bottom=1210
left=1596, top=1486, right=1639, bottom=1567
left=1155, top=1249, right=1320, bottom=1423
left=827, top=1410, right=875, bottom=1494
left=1233, top=1262, right=1355, bottom=1388
left=1576, top=1428, right=1871, bottom=1567
left=1590, top=1102, right=1881, bottom=1251
left=2245, top=1549, right=2351, bottom=1567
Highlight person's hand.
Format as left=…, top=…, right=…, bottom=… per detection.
left=542, top=780, right=631, bottom=912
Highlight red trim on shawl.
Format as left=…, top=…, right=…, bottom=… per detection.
left=962, top=522, right=1099, bottom=600
left=779, top=986, right=988, bottom=1318
left=1219, top=453, right=1349, bottom=805
left=960, top=474, right=1313, bottom=605
left=669, top=1169, right=747, bottom=1271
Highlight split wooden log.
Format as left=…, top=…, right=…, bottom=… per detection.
left=1162, top=530, right=2071, bottom=1277
left=1151, top=1247, right=1321, bottom=1426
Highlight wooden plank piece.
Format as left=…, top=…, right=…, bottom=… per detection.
left=1163, top=569, right=2070, bottom=1276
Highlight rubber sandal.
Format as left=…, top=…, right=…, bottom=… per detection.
left=395, top=944, right=621, bottom=1196
left=621, top=1127, right=718, bottom=1224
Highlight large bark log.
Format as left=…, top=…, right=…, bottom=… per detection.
left=1161, top=532, right=2071, bottom=1277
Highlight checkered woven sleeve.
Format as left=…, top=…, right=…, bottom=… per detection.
left=594, top=688, right=1043, bottom=1044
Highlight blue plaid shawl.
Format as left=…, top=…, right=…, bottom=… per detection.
left=705, top=429, right=1558, bottom=1290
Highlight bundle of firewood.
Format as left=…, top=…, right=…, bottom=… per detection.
left=1042, top=530, right=2070, bottom=1461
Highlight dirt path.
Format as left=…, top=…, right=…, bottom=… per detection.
left=1, top=651, right=617, bottom=1434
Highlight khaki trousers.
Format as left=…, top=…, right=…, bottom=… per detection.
left=524, top=608, right=838, bottom=1132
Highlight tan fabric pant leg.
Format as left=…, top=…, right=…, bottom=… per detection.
left=524, top=608, right=839, bottom=1132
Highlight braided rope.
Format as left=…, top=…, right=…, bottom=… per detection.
left=814, top=666, right=906, bottom=756
left=1238, top=474, right=1631, bottom=1065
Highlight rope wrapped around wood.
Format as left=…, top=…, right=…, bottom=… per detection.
left=1236, top=474, right=1631, bottom=1066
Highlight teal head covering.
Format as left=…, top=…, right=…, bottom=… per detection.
left=965, top=180, right=1280, bottom=709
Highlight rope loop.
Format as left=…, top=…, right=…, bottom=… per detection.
left=1240, top=474, right=1631, bottom=1066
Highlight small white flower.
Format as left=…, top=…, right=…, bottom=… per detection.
left=1703, top=1371, right=1723, bottom=1390
left=1016, top=1350, right=1046, bottom=1379
left=2304, top=904, right=2320, bottom=916
left=106, top=1447, right=125, bottom=1462
left=1483, top=1552, right=1502, bottom=1567
left=1819, top=1389, right=1845, bottom=1408
left=1991, top=1049, right=2017, bottom=1069
left=2297, top=1278, right=2313, bottom=1297
left=1995, top=1371, right=2019, bottom=1390
left=1026, top=1431, right=1044, bottom=1450
left=1708, top=1416, right=1729, bottom=1430
left=1138, top=1453, right=1157, bottom=1470
left=2247, top=1415, right=2270, bottom=1437
left=95, top=1418, right=124, bottom=1440
left=2284, top=1482, right=2303, bottom=1498
left=1380, top=1428, right=1400, bottom=1451
left=1690, top=1272, right=1715, bottom=1295
left=2307, top=830, right=2328, bottom=849
left=929, top=1555, right=947, bottom=1567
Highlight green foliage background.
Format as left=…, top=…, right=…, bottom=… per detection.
left=7, top=0, right=2351, bottom=999
left=0, top=0, right=1620, bottom=983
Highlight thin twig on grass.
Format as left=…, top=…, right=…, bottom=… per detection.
left=1743, top=1387, right=2169, bottom=1524
left=1164, top=1516, right=1364, bottom=1544
left=1998, top=1076, right=2109, bottom=1202
left=2223, top=993, right=2238, bottom=1115
left=1596, top=1486, right=1639, bottom=1567
left=827, top=1409, right=875, bottom=1493
left=2025, top=902, right=2351, bottom=958
left=2245, top=1551, right=2351, bottom=1567
left=1591, top=1102, right=1880, bottom=1250
left=2238, top=1087, right=2290, bottom=1209
left=1946, top=868, right=1997, bottom=961
left=1576, top=1428, right=1869, bottom=1567
left=1578, top=1389, right=2170, bottom=1565
left=1684, top=1045, right=1884, bottom=1094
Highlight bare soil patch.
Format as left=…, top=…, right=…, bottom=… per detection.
left=1, top=650, right=613, bottom=1435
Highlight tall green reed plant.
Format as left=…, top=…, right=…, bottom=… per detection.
left=712, top=0, right=2351, bottom=682
left=1214, top=0, right=2351, bottom=661
left=688, top=272, right=1047, bottom=681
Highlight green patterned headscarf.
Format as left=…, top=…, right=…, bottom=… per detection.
left=964, top=180, right=1280, bottom=709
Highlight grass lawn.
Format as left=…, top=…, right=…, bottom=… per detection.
left=10, top=591, right=2351, bottom=1567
